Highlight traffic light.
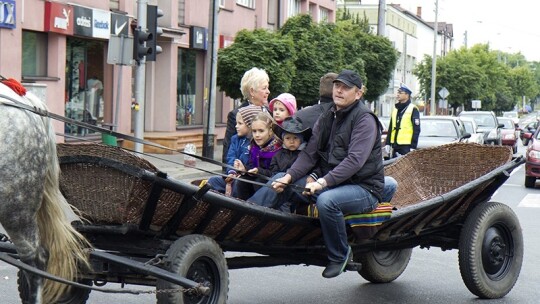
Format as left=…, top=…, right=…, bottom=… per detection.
left=146, top=5, right=163, bottom=61
left=133, top=28, right=153, bottom=63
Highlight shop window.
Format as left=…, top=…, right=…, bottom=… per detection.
left=177, top=48, right=197, bottom=127
left=64, top=38, right=106, bottom=136
left=22, top=31, right=48, bottom=77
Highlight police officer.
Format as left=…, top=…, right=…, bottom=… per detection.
left=385, top=84, right=420, bottom=158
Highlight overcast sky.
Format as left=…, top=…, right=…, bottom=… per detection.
left=362, top=0, right=540, bottom=61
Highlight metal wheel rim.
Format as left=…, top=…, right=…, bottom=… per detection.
left=481, top=223, right=513, bottom=280
left=373, top=250, right=401, bottom=267
left=184, top=257, right=221, bottom=304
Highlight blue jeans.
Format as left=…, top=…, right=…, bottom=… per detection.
left=248, top=172, right=305, bottom=212
left=316, top=184, right=378, bottom=262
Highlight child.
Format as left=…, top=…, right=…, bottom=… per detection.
left=269, top=93, right=297, bottom=126
left=206, top=105, right=260, bottom=195
left=249, top=117, right=311, bottom=212
left=234, top=112, right=282, bottom=200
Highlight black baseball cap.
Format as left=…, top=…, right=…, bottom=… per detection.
left=333, top=70, right=363, bottom=89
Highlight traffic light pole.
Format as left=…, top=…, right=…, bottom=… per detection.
left=203, top=0, right=219, bottom=158
left=134, top=0, right=148, bottom=153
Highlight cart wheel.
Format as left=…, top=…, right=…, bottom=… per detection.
left=156, top=235, right=228, bottom=304
left=17, top=270, right=91, bottom=304
left=458, top=202, right=523, bottom=299
left=525, top=176, right=536, bottom=188
left=357, top=248, right=412, bottom=283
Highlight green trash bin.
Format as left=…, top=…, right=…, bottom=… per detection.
left=101, top=123, right=117, bottom=146
left=101, top=133, right=117, bottom=146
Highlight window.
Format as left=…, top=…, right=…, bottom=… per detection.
left=236, top=0, right=254, bottom=9
left=22, top=31, right=48, bottom=77
left=287, top=0, right=301, bottom=18
left=177, top=49, right=197, bottom=127
left=319, top=7, right=329, bottom=22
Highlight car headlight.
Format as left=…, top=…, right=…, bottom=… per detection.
left=504, top=134, right=515, bottom=140
left=487, top=130, right=498, bottom=139
left=528, top=150, right=540, bottom=159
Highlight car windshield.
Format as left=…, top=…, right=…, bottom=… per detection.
left=460, top=114, right=496, bottom=128
left=503, top=112, right=518, bottom=119
left=462, top=121, right=475, bottom=133
left=421, top=120, right=458, bottom=137
left=498, top=118, right=514, bottom=129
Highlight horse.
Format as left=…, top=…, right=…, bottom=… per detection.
left=0, top=80, right=91, bottom=304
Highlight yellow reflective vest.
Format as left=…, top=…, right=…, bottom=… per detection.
left=390, top=103, right=417, bottom=145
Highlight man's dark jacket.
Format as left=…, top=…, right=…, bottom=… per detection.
left=293, top=96, right=333, bottom=129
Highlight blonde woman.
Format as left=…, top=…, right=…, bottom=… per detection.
left=222, top=67, right=270, bottom=164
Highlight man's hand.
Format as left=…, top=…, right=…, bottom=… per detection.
left=302, top=181, right=323, bottom=196
left=272, top=174, right=292, bottom=193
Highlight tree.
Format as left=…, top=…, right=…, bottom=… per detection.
left=217, top=29, right=296, bottom=100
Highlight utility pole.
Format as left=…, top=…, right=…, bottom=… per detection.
left=377, top=0, right=386, bottom=36
left=134, top=0, right=148, bottom=152
left=203, top=0, right=219, bottom=158
left=430, top=0, right=439, bottom=116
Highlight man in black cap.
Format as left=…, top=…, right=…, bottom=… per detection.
left=385, top=83, right=420, bottom=158
left=272, top=69, right=384, bottom=278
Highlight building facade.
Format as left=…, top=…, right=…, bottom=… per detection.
left=0, top=0, right=335, bottom=147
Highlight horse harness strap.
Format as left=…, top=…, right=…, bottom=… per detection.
left=0, top=93, right=308, bottom=193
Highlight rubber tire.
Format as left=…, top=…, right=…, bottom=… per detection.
left=458, top=202, right=523, bottom=299
left=357, top=248, right=412, bottom=283
left=525, top=176, right=536, bottom=188
left=156, top=235, right=228, bottom=304
left=17, top=271, right=91, bottom=304
left=512, top=144, right=517, bottom=154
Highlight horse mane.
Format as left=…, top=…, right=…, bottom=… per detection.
left=22, top=91, right=92, bottom=302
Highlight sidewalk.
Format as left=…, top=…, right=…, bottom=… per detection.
left=140, top=143, right=224, bottom=183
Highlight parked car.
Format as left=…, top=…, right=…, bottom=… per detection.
left=459, top=117, right=484, bottom=145
left=520, top=121, right=538, bottom=146
left=502, top=111, right=519, bottom=125
left=458, top=111, right=502, bottom=145
left=497, top=117, right=518, bottom=154
left=417, top=116, right=470, bottom=149
left=525, top=128, right=540, bottom=188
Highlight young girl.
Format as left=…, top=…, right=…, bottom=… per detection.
left=234, top=112, right=282, bottom=200
left=206, top=106, right=259, bottom=195
left=269, top=93, right=297, bottom=126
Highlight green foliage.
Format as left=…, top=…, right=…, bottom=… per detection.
left=217, top=14, right=398, bottom=108
left=413, top=43, right=539, bottom=112
left=217, top=29, right=296, bottom=100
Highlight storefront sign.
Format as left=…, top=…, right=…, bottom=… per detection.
left=0, top=0, right=15, bottom=29
left=219, top=35, right=234, bottom=48
left=92, top=9, right=110, bottom=39
left=44, top=1, right=74, bottom=35
left=111, top=13, right=129, bottom=36
left=73, top=6, right=92, bottom=37
left=190, top=26, right=207, bottom=50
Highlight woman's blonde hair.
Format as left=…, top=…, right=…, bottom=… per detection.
left=240, top=67, right=270, bottom=100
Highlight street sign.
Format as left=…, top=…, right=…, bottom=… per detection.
left=439, top=87, right=449, bottom=99
left=472, top=99, right=481, bottom=109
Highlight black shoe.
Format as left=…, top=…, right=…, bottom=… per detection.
left=322, top=246, right=352, bottom=278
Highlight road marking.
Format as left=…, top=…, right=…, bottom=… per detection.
left=518, top=194, right=540, bottom=208
left=500, top=183, right=522, bottom=187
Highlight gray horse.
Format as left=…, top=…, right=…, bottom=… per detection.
left=0, top=82, right=90, bottom=304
